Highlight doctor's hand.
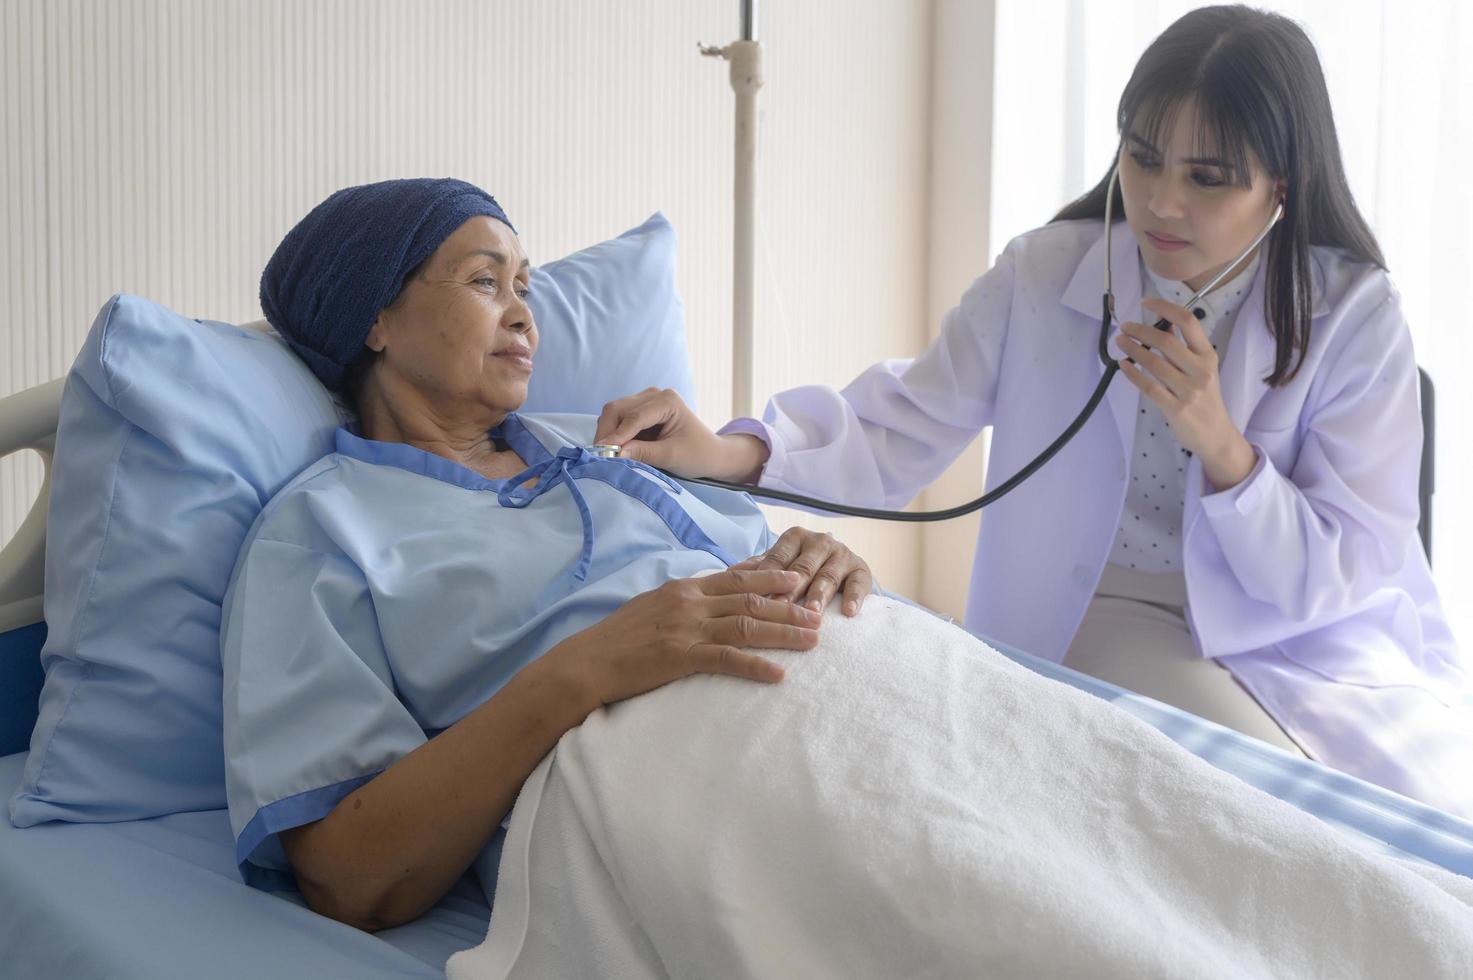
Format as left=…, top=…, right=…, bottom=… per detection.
left=1113, top=297, right=1259, bottom=492
left=593, top=387, right=770, bottom=484
left=548, top=567, right=822, bottom=709
left=733, top=527, right=874, bottom=617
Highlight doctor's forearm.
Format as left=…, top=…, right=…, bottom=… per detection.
left=280, top=652, right=592, bottom=931
left=718, top=432, right=770, bottom=484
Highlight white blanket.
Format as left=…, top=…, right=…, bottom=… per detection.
left=449, top=596, right=1473, bottom=979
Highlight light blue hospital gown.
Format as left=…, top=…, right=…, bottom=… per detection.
left=220, top=412, right=774, bottom=905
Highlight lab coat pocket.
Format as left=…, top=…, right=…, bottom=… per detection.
left=1273, top=597, right=1458, bottom=708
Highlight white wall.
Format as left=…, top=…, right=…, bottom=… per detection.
left=0, top=0, right=938, bottom=601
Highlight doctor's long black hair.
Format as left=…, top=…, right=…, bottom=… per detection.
left=1053, top=4, right=1384, bottom=387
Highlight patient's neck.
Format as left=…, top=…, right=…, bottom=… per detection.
left=355, top=372, right=523, bottom=478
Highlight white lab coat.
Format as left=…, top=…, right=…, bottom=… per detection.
left=721, top=218, right=1470, bottom=817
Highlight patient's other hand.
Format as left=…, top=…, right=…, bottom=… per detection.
left=736, top=528, right=873, bottom=617
left=594, top=387, right=768, bottom=484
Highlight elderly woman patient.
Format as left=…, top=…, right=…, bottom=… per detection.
left=224, top=178, right=872, bottom=931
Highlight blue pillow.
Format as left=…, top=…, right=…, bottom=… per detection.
left=9, top=212, right=692, bottom=825
left=523, top=213, right=695, bottom=413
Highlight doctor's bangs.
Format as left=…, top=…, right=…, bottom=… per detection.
left=1119, top=98, right=1260, bottom=188
left=1118, top=68, right=1280, bottom=192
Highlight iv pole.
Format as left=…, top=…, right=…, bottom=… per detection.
left=701, top=1, right=763, bottom=420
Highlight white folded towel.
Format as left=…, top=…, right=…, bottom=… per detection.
left=450, top=596, right=1473, bottom=979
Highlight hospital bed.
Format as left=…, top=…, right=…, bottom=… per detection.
left=2, top=246, right=1471, bottom=977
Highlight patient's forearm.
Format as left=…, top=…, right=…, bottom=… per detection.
left=282, top=650, right=596, bottom=931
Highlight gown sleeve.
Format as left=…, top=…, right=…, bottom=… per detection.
left=220, top=534, right=427, bottom=885
left=718, top=241, right=1019, bottom=510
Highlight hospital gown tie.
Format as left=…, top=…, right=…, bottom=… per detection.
left=497, top=446, right=739, bottom=594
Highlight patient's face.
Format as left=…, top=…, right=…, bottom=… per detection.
left=365, top=216, right=536, bottom=421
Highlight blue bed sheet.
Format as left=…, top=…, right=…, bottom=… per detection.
left=0, top=752, right=489, bottom=979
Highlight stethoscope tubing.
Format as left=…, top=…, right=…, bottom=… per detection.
left=641, top=162, right=1283, bottom=523
left=670, top=356, right=1119, bottom=522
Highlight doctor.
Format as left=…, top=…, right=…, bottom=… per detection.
left=593, top=5, right=1469, bottom=817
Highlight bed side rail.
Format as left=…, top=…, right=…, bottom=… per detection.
left=0, top=378, right=64, bottom=633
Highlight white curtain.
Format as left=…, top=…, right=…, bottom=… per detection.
left=991, top=0, right=1473, bottom=649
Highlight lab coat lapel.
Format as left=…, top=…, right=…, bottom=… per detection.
left=1213, top=260, right=1276, bottom=435
left=1060, top=221, right=1143, bottom=462
left=1214, top=251, right=1329, bottom=434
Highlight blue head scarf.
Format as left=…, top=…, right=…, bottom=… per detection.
left=260, top=177, right=515, bottom=391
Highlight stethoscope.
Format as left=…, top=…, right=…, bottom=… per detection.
left=601, top=163, right=1285, bottom=523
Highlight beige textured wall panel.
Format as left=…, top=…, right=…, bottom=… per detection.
left=0, top=0, right=933, bottom=599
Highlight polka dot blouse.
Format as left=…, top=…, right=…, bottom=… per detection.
left=1108, top=250, right=1262, bottom=574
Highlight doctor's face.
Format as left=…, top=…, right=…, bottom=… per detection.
left=1117, top=100, right=1284, bottom=294
left=363, top=215, right=537, bottom=423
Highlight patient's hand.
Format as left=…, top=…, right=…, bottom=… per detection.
left=593, top=387, right=768, bottom=484
left=548, top=567, right=822, bottom=709
left=737, top=528, right=873, bottom=617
